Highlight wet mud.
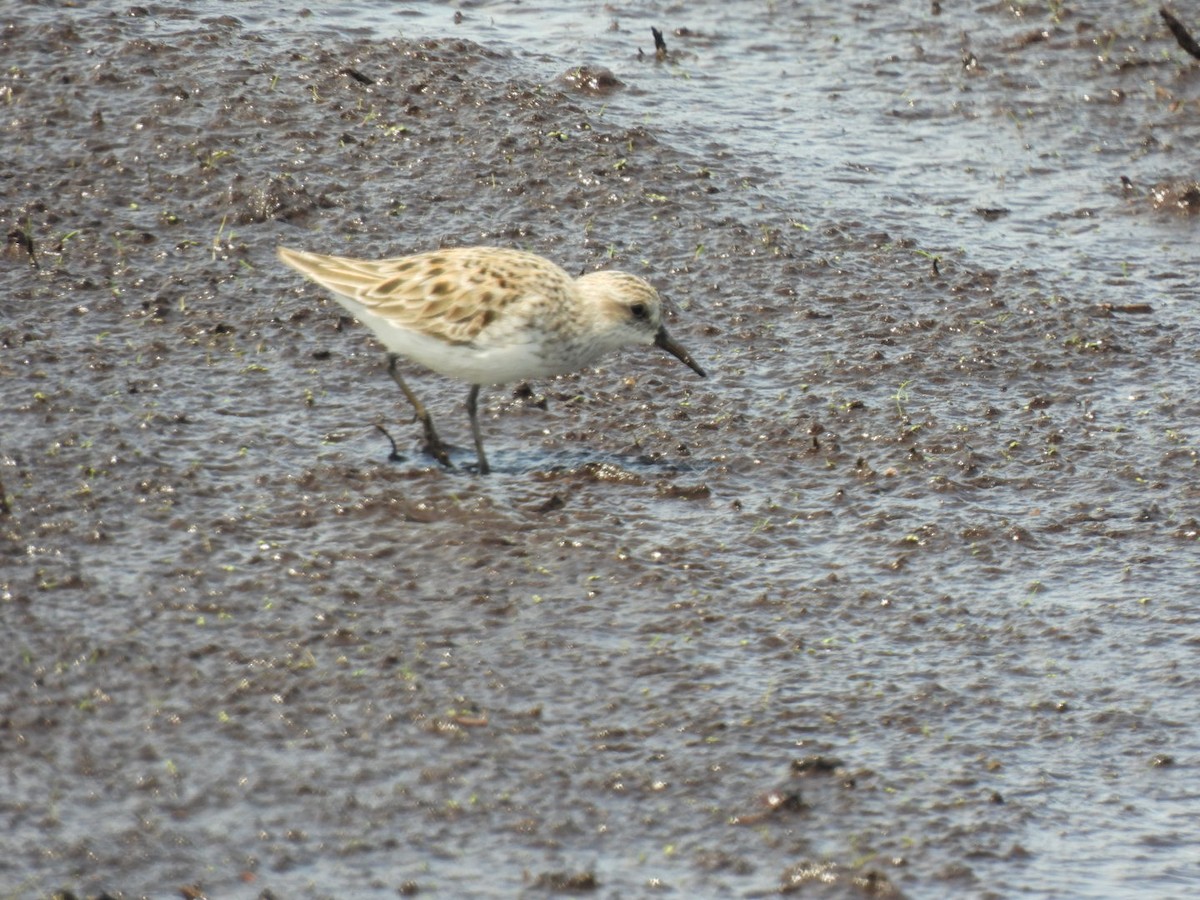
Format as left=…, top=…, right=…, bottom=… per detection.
left=3, top=3, right=1199, bottom=898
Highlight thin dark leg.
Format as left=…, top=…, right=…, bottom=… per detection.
left=387, top=354, right=452, bottom=468
left=465, top=384, right=490, bottom=475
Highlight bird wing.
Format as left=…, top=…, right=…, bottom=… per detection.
left=277, top=246, right=571, bottom=346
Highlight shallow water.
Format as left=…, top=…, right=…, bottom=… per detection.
left=2, top=1, right=1199, bottom=898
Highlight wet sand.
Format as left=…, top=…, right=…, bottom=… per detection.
left=2, top=3, right=1199, bottom=898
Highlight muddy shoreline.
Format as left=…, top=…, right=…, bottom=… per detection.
left=3, top=4, right=1198, bottom=898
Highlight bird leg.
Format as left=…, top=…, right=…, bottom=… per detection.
left=387, top=354, right=452, bottom=468
left=465, top=384, right=491, bottom=475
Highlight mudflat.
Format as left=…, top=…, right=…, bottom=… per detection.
left=3, top=4, right=1198, bottom=898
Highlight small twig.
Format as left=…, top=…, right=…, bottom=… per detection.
left=1161, top=6, right=1200, bottom=60
left=340, top=66, right=374, bottom=85
left=374, top=423, right=405, bottom=462
left=6, top=216, right=39, bottom=270
left=651, top=26, right=668, bottom=58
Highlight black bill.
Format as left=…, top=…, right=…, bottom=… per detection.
left=654, top=325, right=707, bottom=378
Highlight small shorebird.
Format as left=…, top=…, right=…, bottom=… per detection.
left=277, top=245, right=707, bottom=474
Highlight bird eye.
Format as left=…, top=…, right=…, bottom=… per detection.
left=630, top=302, right=648, bottom=320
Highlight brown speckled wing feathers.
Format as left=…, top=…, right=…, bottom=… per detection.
left=277, top=246, right=573, bottom=345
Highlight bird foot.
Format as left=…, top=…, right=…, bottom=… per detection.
left=377, top=422, right=453, bottom=468
left=423, top=439, right=454, bottom=469
left=463, top=458, right=491, bottom=476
